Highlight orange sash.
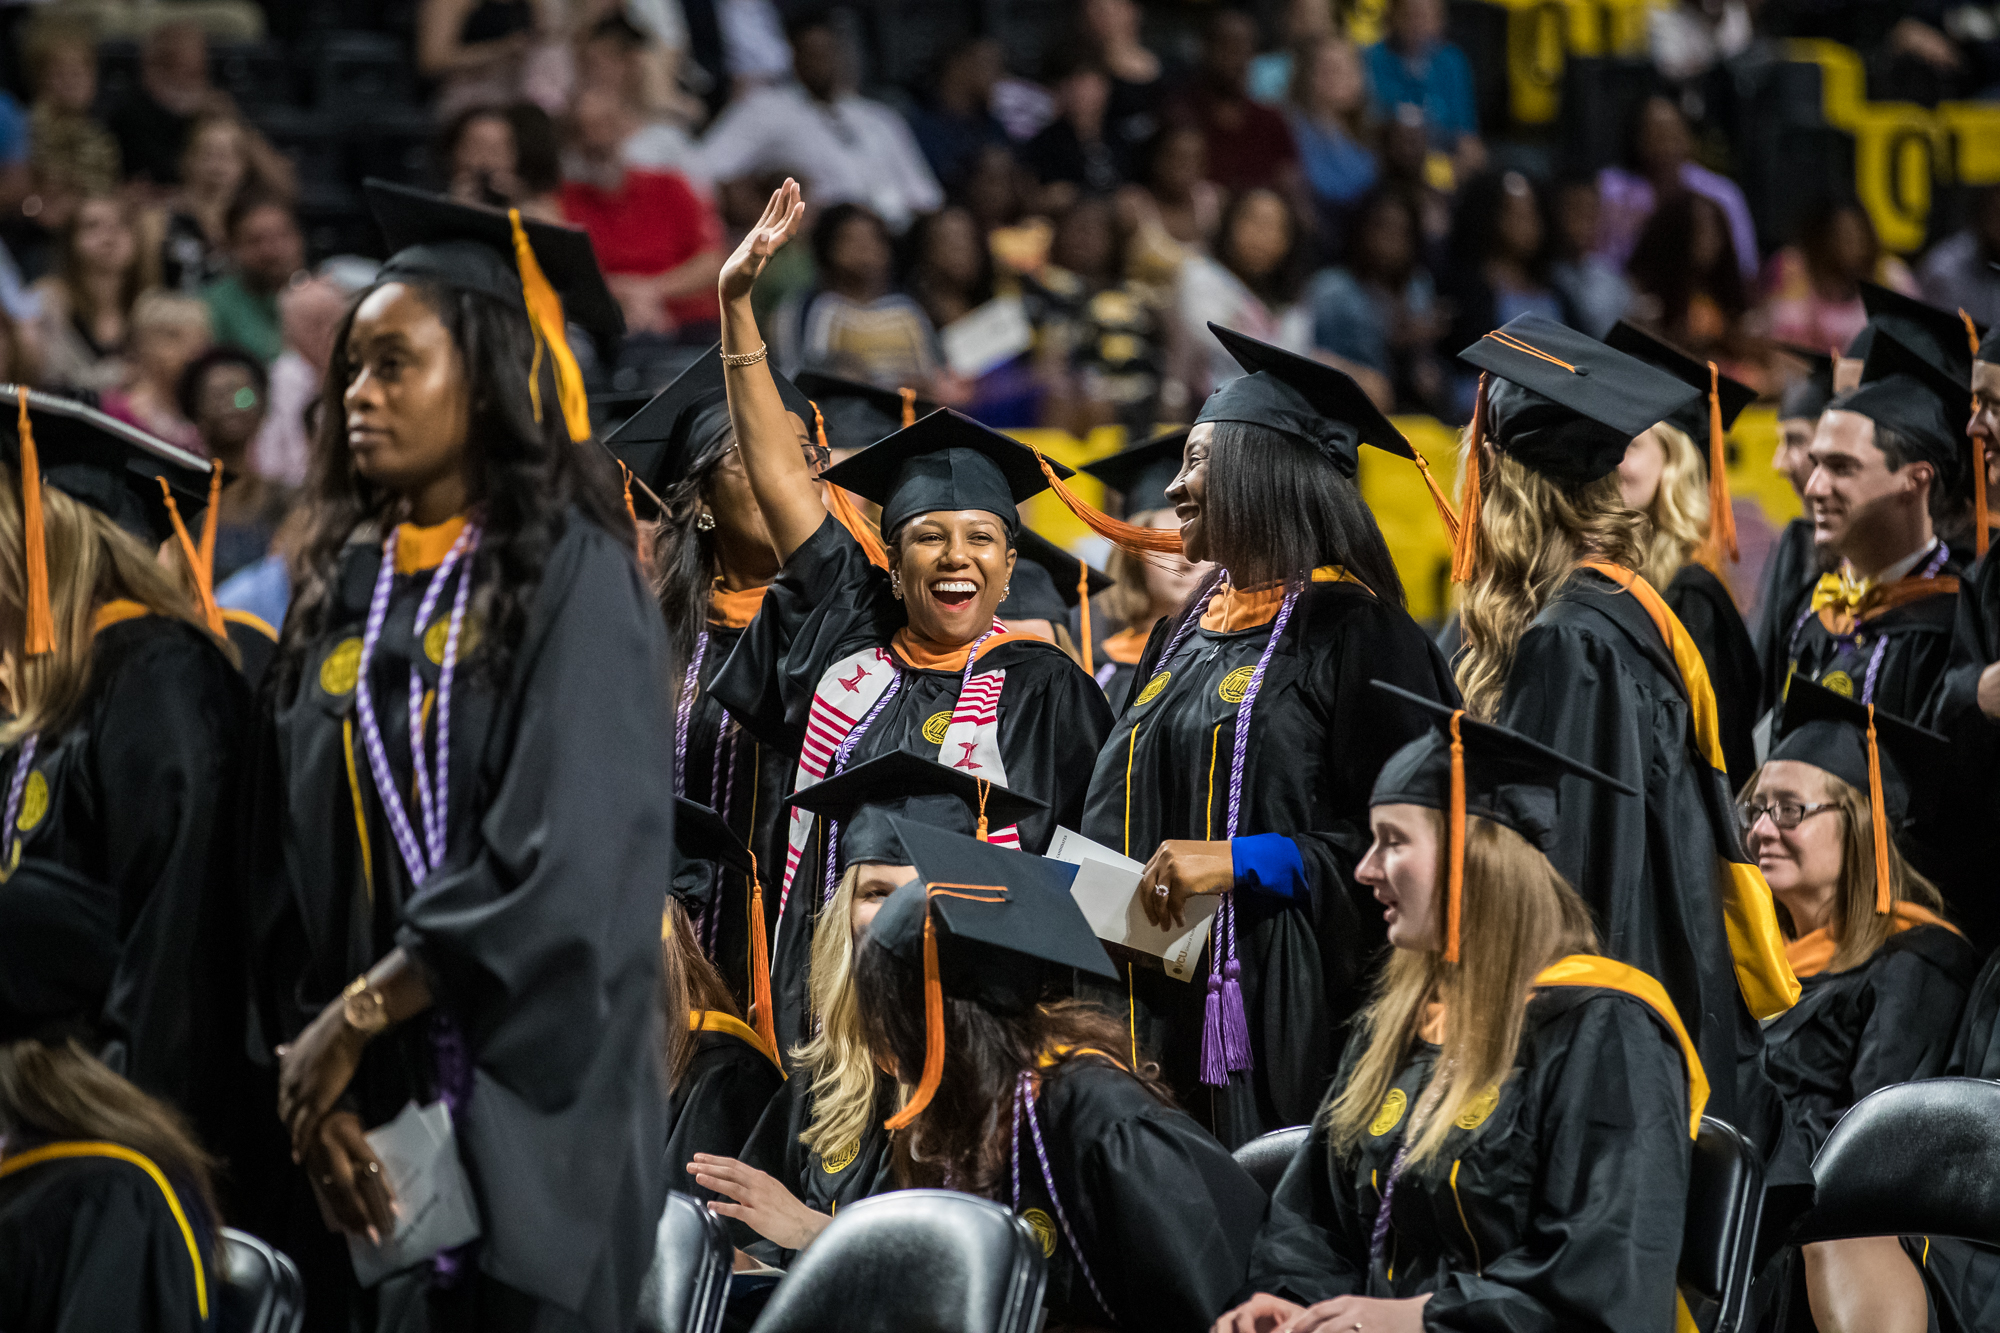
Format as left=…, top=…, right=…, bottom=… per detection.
left=1198, top=566, right=1361, bottom=632
left=889, top=628, right=1028, bottom=672
left=1785, top=901, right=1964, bottom=978
left=708, top=583, right=768, bottom=630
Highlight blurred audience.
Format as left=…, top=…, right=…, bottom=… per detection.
left=1022, top=57, right=1123, bottom=214
left=180, top=346, right=292, bottom=583
left=1116, top=125, right=1221, bottom=290
left=907, top=38, right=1009, bottom=199
left=419, top=0, right=549, bottom=121
left=1283, top=36, right=1378, bottom=252
left=159, top=115, right=295, bottom=294
left=1595, top=94, right=1758, bottom=281
left=100, top=291, right=210, bottom=449
left=1035, top=194, right=1170, bottom=432
left=438, top=102, right=563, bottom=220
left=1762, top=197, right=1918, bottom=354
left=775, top=202, right=938, bottom=388
left=24, top=24, right=118, bottom=253
left=252, top=271, right=354, bottom=487
left=1918, top=184, right=2000, bottom=329
left=1178, top=186, right=1310, bottom=395
left=30, top=193, right=152, bottom=393
left=1443, top=171, right=1566, bottom=416
left=1363, top=0, right=1482, bottom=179
left=1081, top=0, right=1167, bottom=183
left=1248, top=0, right=1338, bottom=104
left=1307, top=188, right=1444, bottom=413
left=1170, top=10, right=1299, bottom=196
left=1547, top=175, right=1631, bottom=337
left=107, top=23, right=229, bottom=190
left=1626, top=189, right=1748, bottom=360
left=200, top=193, right=304, bottom=366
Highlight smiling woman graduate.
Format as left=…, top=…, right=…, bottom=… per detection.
left=703, top=181, right=1114, bottom=1056
left=253, top=181, right=674, bottom=1332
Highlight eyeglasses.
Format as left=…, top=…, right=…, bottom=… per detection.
left=1735, top=800, right=1840, bottom=832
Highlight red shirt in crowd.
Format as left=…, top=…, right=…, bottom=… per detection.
left=1173, top=86, right=1299, bottom=194
left=560, top=169, right=723, bottom=328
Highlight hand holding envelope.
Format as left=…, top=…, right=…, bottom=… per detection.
left=1047, top=828, right=1218, bottom=982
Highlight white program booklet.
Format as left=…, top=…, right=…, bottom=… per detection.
left=347, top=1099, right=483, bottom=1287
left=1046, top=827, right=1217, bottom=982
left=940, top=295, right=1034, bottom=378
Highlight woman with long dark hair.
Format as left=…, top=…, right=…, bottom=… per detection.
left=258, top=181, right=673, bottom=1331
left=704, top=179, right=1114, bottom=1056
left=1080, top=325, right=1457, bottom=1146
left=854, top=822, right=1270, bottom=1333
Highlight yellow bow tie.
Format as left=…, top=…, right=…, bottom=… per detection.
left=1810, top=569, right=1874, bottom=618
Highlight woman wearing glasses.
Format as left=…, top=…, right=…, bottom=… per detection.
left=1746, top=678, right=1979, bottom=1333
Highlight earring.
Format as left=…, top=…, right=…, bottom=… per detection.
left=1002, top=584, right=1011, bottom=596
left=696, top=512, right=715, bottom=531
left=891, top=577, right=903, bottom=600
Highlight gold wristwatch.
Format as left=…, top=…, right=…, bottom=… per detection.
left=342, top=976, right=389, bottom=1037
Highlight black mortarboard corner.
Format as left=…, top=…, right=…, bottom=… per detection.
left=786, top=750, right=1047, bottom=867
left=870, top=818, right=1113, bottom=1131
left=1369, top=680, right=1636, bottom=962
left=603, top=344, right=816, bottom=501
left=999, top=529, right=1112, bottom=664
left=0, top=857, right=119, bottom=1044
left=1834, top=329, right=1968, bottom=487
left=1604, top=321, right=1756, bottom=561
left=818, top=409, right=1071, bottom=537
left=794, top=370, right=940, bottom=453
left=1770, top=675, right=1947, bottom=913
left=1777, top=344, right=1838, bottom=422
left=667, top=796, right=777, bottom=1051
left=367, top=179, right=621, bottom=444
left=1079, top=427, right=1188, bottom=515
left=1197, top=323, right=1459, bottom=540
left=1859, top=282, right=1979, bottom=386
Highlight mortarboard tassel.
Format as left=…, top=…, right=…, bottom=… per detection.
left=745, top=850, right=778, bottom=1057
left=1449, top=375, right=1487, bottom=584
left=1444, top=710, right=1466, bottom=963
left=617, top=460, right=638, bottom=526
left=1411, top=449, right=1460, bottom=545
left=198, top=460, right=221, bottom=587
left=1076, top=557, right=1092, bottom=676
left=507, top=209, right=591, bottom=444
left=885, top=909, right=945, bottom=1131
left=1699, top=362, right=1738, bottom=566
left=16, top=393, right=51, bottom=656
left=1962, top=309, right=1988, bottom=560
left=899, top=387, right=917, bottom=430
left=1865, top=705, right=1892, bottom=915
left=811, top=400, right=889, bottom=569
left=156, top=478, right=225, bottom=638
left=975, top=779, right=990, bottom=842
left=1031, top=449, right=1183, bottom=556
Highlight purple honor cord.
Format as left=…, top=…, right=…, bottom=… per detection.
left=673, top=631, right=710, bottom=799
left=1, top=734, right=38, bottom=870
left=1013, top=1072, right=1112, bottom=1321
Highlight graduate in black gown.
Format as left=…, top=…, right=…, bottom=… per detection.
left=857, top=821, right=1271, bottom=1333
left=1603, top=321, right=1762, bottom=789
left=1080, top=324, right=1458, bottom=1147
left=1756, top=350, right=1835, bottom=716
left=0, top=857, right=220, bottom=1333
left=1078, top=429, right=1208, bottom=707
left=704, top=181, right=1112, bottom=1055
left=0, top=390, right=254, bottom=1194
left=1217, top=688, right=1701, bottom=1333
left=693, top=751, right=1045, bottom=1268
left=257, top=182, right=671, bottom=1332
left=1447, top=314, right=1802, bottom=1184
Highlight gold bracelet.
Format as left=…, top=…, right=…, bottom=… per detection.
left=720, top=344, right=768, bottom=368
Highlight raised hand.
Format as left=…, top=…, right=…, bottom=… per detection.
left=719, top=178, right=806, bottom=305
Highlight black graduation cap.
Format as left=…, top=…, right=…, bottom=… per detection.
left=1369, top=680, right=1635, bottom=962
left=0, top=387, right=212, bottom=547
left=0, top=857, right=119, bottom=1043
left=671, top=797, right=755, bottom=909
left=817, top=409, right=1071, bottom=537
left=1776, top=344, right=1837, bottom=422
left=603, top=345, right=817, bottom=497
left=1196, top=323, right=1421, bottom=474
left=1079, top=427, right=1188, bottom=515
left=794, top=371, right=940, bottom=453
left=1457, top=313, right=1702, bottom=484
left=1833, top=329, right=1968, bottom=484
left=786, top=750, right=1047, bottom=867
left=1604, top=322, right=1757, bottom=441
left=367, top=178, right=622, bottom=354
left=1000, top=529, right=1110, bottom=622
left=1859, top=282, right=1979, bottom=385
left=1979, top=324, right=2000, bottom=366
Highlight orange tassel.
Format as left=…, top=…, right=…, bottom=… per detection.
left=1412, top=449, right=1460, bottom=544
left=507, top=210, right=591, bottom=443
left=899, top=387, right=917, bottom=429
left=1449, top=375, right=1486, bottom=584
left=1032, top=450, right=1183, bottom=556
left=745, top=851, right=778, bottom=1058
left=826, top=482, right=889, bottom=570
left=157, top=478, right=225, bottom=638
left=883, top=912, right=945, bottom=1131
left=1444, top=711, right=1466, bottom=963
left=618, top=460, right=638, bottom=526
left=198, top=460, right=221, bottom=586
left=1076, top=557, right=1092, bottom=676
left=1701, top=362, right=1738, bottom=565
left=17, top=393, right=50, bottom=656
left=1964, top=310, right=1990, bottom=559
left=1866, top=706, right=1892, bottom=914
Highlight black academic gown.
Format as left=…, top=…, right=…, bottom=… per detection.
left=1761, top=925, right=1981, bottom=1158
left=665, top=1019, right=785, bottom=1202
left=223, top=611, right=279, bottom=694
left=1754, top=518, right=1819, bottom=715
left=0, top=1147, right=216, bottom=1333
left=1665, top=562, right=1759, bottom=793
left=1921, top=553, right=2000, bottom=949
left=733, top=1071, right=899, bottom=1266
left=1242, top=987, right=1692, bottom=1333
left=1079, top=579, right=1457, bottom=1147
left=1008, top=1059, right=1270, bottom=1333
left=251, top=513, right=670, bottom=1331
left=0, top=614, right=251, bottom=1173
left=710, top=516, right=1114, bottom=1055
left=1923, top=947, right=2000, bottom=1333
left=1781, top=552, right=1961, bottom=723
left=681, top=605, right=793, bottom=1014
left=1493, top=569, right=1801, bottom=1182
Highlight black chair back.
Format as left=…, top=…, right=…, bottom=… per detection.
left=1232, top=1125, right=1310, bottom=1195
left=216, top=1229, right=305, bottom=1333
left=1791, top=1078, right=2000, bottom=1246
left=750, top=1191, right=1046, bottom=1333
left=637, top=1190, right=732, bottom=1333
left=1676, top=1116, right=1763, bottom=1333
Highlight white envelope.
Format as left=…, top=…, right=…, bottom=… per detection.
left=347, top=1099, right=483, bottom=1288
left=939, top=295, right=1034, bottom=378
left=1047, top=827, right=1217, bottom=982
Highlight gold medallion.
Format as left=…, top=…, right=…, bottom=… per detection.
left=1369, top=1087, right=1407, bottom=1137
left=1455, top=1084, right=1501, bottom=1131
left=319, top=637, right=363, bottom=695
left=1822, top=671, right=1854, bottom=698
left=1021, top=1208, right=1057, bottom=1256
left=1217, top=666, right=1255, bottom=703
left=424, top=616, right=480, bottom=665
left=17, top=770, right=47, bottom=831
left=820, top=1141, right=860, bottom=1174
left=921, top=710, right=954, bottom=744
left=1134, top=671, right=1172, bottom=706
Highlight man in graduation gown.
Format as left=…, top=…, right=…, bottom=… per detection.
left=1757, top=349, right=1836, bottom=715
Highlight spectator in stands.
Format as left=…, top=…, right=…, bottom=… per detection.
left=697, top=12, right=942, bottom=233
left=1919, top=184, right=2000, bottom=329
left=107, top=23, right=230, bottom=190
left=1306, top=188, right=1445, bottom=413
left=1283, top=36, right=1379, bottom=253
left=0, top=303, right=40, bottom=387
left=1362, top=0, right=1483, bottom=179
left=1376, top=104, right=1453, bottom=258
left=576, top=14, right=705, bottom=184
left=1034, top=195, right=1170, bottom=434
left=29, top=194, right=153, bottom=393
left=1116, top=125, right=1222, bottom=290
left=1081, top=0, right=1167, bottom=182
left=1021, top=56, right=1123, bottom=215
left=1547, top=174, right=1632, bottom=337
left=179, top=345, right=291, bottom=582
left=906, top=37, right=1010, bottom=199
left=200, top=193, right=303, bottom=366
left=1595, top=94, right=1758, bottom=281
left=905, top=206, right=995, bottom=334
left=1443, top=171, right=1568, bottom=417
left=418, top=0, right=546, bottom=121
left=251, top=271, right=351, bottom=487
left=1626, top=190, right=1749, bottom=362
left=773, top=201, right=938, bottom=388
left=1171, top=9, right=1300, bottom=196
left=23, top=24, right=119, bottom=262
left=560, top=85, right=724, bottom=341
left=160, top=115, right=297, bottom=295
left=1248, top=0, right=1338, bottom=104
left=1764, top=197, right=1919, bottom=355
left=959, top=143, right=1034, bottom=238
left=1177, top=186, right=1311, bottom=397
left=99, top=292, right=210, bottom=450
